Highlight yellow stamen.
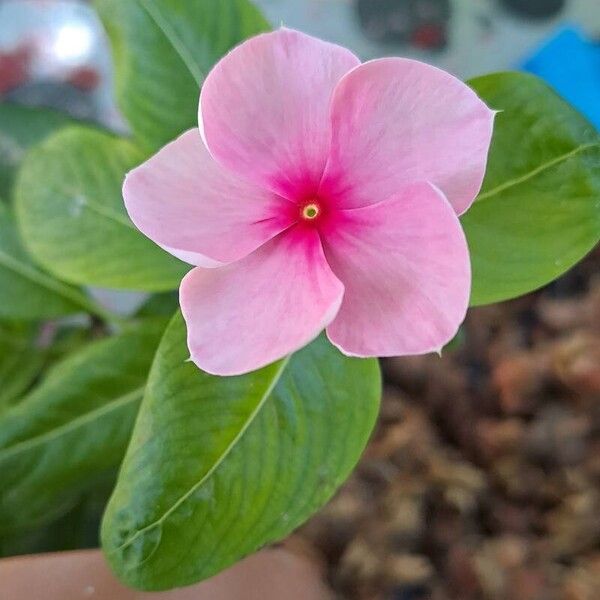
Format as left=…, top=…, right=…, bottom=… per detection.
left=302, top=203, right=320, bottom=220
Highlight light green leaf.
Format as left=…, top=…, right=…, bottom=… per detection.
left=0, top=319, right=167, bottom=535
left=95, top=0, right=270, bottom=149
left=102, top=314, right=381, bottom=590
left=464, top=72, right=600, bottom=305
left=15, top=126, right=189, bottom=291
left=0, top=203, right=95, bottom=320
left=0, top=103, right=73, bottom=199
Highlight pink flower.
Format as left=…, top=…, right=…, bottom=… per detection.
left=124, top=28, right=494, bottom=376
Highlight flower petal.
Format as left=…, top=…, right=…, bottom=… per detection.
left=200, top=28, right=360, bottom=199
left=180, top=227, right=344, bottom=376
left=124, top=129, right=292, bottom=267
left=322, top=182, right=470, bottom=357
left=320, top=58, right=495, bottom=215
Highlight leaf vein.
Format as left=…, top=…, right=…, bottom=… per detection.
left=476, top=142, right=600, bottom=202
left=0, top=249, right=88, bottom=311
left=0, top=387, right=144, bottom=462
left=112, top=355, right=292, bottom=556
left=138, top=0, right=205, bottom=84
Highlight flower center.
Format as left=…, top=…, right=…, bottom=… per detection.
left=301, top=203, right=320, bottom=221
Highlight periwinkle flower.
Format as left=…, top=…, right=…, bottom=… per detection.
left=124, top=29, right=494, bottom=375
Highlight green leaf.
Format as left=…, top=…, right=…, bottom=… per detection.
left=102, top=313, right=381, bottom=590
left=0, top=103, right=73, bottom=199
left=95, top=0, right=270, bottom=149
left=0, top=203, right=94, bottom=320
left=464, top=72, right=600, bottom=305
left=0, top=322, right=45, bottom=413
left=0, top=472, right=115, bottom=557
left=136, top=292, right=179, bottom=318
left=0, top=319, right=167, bottom=535
left=0, top=322, right=93, bottom=415
left=15, top=126, right=188, bottom=291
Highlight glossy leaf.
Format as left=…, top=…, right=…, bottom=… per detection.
left=96, top=0, right=270, bottom=150
left=102, top=314, right=381, bottom=590
left=15, top=126, right=188, bottom=291
left=464, top=72, right=600, bottom=305
left=0, top=103, right=73, bottom=199
left=0, top=203, right=93, bottom=320
left=0, top=320, right=167, bottom=535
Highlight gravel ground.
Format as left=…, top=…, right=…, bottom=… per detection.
left=295, top=247, right=600, bottom=600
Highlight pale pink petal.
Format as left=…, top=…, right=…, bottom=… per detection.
left=320, top=58, right=495, bottom=215
left=322, top=182, right=470, bottom=357
left=199, top=28, right=360, bottom=199
left=124, top=129, right=293, bottom=267
left=158, top=244, right=223, bottom=269
left=180, top=227, right=344, bottom=376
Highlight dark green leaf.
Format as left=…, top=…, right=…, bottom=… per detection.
left=0, top=103, right=73, bottom=199
left=102, top=314, right=381, bottom=590
left=95, top=0, right=270, bottom=149
left=0, top=319, right=167, bottom=535
left=0, top=472, right=115, bottom=557
left=136, top=292, right=178, bottom=318
left=0, top=322, right=93, bottom=415
left=15, top=126, right=188, bottom=291
left=465, top=72, right=600, bottom=305
left=0, top=322, right=45, bottom=413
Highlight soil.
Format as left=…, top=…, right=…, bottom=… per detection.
left=295, top=247, right=600, bottom=600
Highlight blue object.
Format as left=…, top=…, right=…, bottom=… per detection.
left=521, top=26, right=600, bottom=129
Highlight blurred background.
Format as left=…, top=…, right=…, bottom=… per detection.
left=1, top=1, right=599, bottom=599
left=3, top=0, right=600, bottom=127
